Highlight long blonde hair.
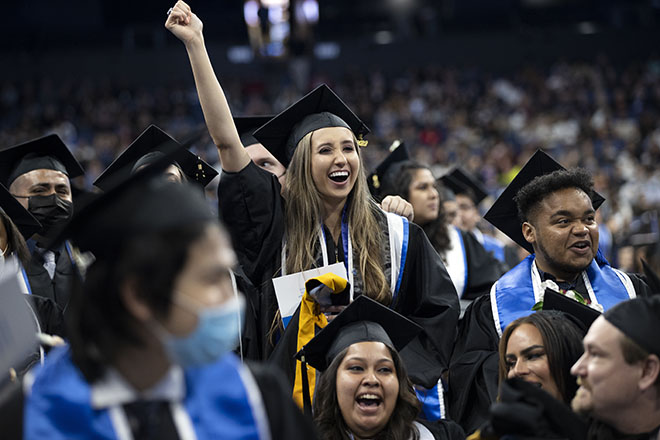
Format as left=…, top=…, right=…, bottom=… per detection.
left=283, top=131, right=390, bottom=305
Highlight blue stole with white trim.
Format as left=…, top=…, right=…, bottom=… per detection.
left=25, top=348, right=264, bottom=440
left=492, top=255, right=635, bottom=334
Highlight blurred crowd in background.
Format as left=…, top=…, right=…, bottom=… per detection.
left=1, top=55, right=659, bottom=273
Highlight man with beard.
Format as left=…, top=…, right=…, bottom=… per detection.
left=448, top=150, right=652, bottom=435
left=0, top=134, right=85, bottom=312
left=571, top=296, right=660, bottom=439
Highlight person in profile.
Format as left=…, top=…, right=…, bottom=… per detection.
left=23, top=151, right=317, bottom=439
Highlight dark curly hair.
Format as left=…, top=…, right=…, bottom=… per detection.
left=313, top=344, right=422, bottom=440
left=498, top=311, right=586, bottom=404
left=514, top=168, right=595, bottom=225
left=67, top=222, right=211, bottom=383
left=380, top=160, right=451, bottom=253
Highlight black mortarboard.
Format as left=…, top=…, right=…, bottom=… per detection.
left=295, top=295, right=422, bottom=372
left=604, top=296, right=660, bottom=357
left=441, top=167, right=488, bottom=205
left=367, top=140, right=410, bottom=199
left=0, top=183, right=41, bottom=239
left=93, top=125, right=218, bottom=191
left=253, top=84, right=370, bottom=167
left=234, top=115, right=273, bottom=148
left=483, top=150, right=605, bottom=253
left=0, top=134, right=85, bottom=187
left=542, top=288, right=600, bottom=331
left=48, top=130, right=215, bottom=259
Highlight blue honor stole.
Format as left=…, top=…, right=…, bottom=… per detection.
left=491, top=255, right=636, bottom=336
left=25, top=349, right=269, bottom=440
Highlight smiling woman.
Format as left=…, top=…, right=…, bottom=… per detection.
left=165, top=2, right=460, bottom=401
left=498, top=311, right=586, bottom=404
left=302, top=296, right=463, bottom=440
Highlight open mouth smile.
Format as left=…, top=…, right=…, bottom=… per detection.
left=329, top=170, right=350, bottom=184
left=356, top=393, right=382, bottom=410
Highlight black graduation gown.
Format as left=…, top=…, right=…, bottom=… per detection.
left=219, top=162, right=459, bottom=385
left=24, top=295, right=66, bottom=337
left=457, top=229, right=506, bottom=300
left=448, top=272, right=653, bottom=435
left=24, top=243, right=74, bottom=312
left=247, top=361, right=320, bottom=439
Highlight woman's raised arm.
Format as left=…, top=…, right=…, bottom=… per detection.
left=165, top=1, right=250, bottom=172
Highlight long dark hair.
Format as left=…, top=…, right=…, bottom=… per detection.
left=381, top=160, right=451, bottom=253
left=67, top=222, right=210, bottom=383
left=498, top=311, right=585, bottom=404
left=313, top=344, right=421, bottom=440
left=0, top=211, right=31, bottom=266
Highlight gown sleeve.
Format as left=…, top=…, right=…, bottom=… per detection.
left=447, top=294, right=500, bottom=436
left=394, top=223, right=460, bottom=388
left=217, top=161, right=285, bottom=287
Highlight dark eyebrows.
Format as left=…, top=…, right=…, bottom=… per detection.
left=520, top=344, right=545, bottom=356
left=550, top=209, right=595, bottom=218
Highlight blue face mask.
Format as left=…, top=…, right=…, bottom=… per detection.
left=156, top=294, right=245, bottom=367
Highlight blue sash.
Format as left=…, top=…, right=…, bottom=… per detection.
left=481, top=234, right=505, bottom=263
left=25, top=348, right=266, bottom=440
left=491, top=255, right=635, bottom=335
left=415, top=379, right=446, bottom=421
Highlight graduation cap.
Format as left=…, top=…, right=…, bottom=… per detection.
left=295, top=295, right=422, bottom=372
left=0, top=134, right=85, bottom=187
left=48, top=129, right=215, bottom=259
left=542, top=288, right=600, bottom=331
left=93, top=125, right=218, bottom=191
left=0, top=183, right=41, bottom=239
left=253, top=84, right=370, bottom=168
left=483, top=150, right=605, bottom=253
left=367, top=140, right=410, bottom=199
left=604, top=296, right=660, bottom=357
left=234, top=115, right=273, bottom=148
left=440, top=167, right=488, bottom=205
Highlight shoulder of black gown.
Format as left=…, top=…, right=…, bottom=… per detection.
left=448, top=294, right=501, bottom=436
left=395, top=222, right=460, bottom=386
left=246, top=360, right=319, bottom=439
left=626, top=272, right=654, bottom=297
left=217, top=161, right=285, bottom=285
left=460, top=230, right=506, bottom=300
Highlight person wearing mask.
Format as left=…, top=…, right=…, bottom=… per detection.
left=0, top=134, right=85, bottom=311
left=23, top=152, right=318, bottom=439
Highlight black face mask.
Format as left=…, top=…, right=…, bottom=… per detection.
left=27, top=194, right=74, bottom=242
